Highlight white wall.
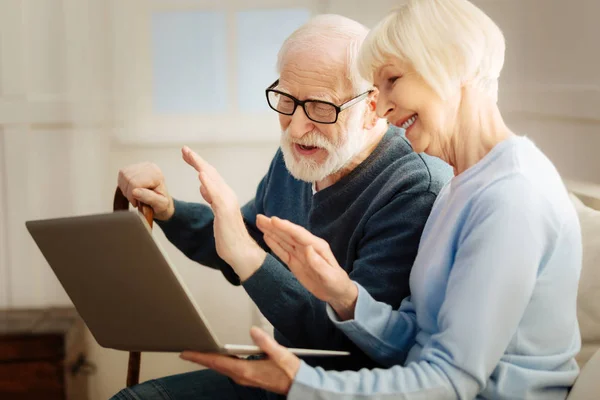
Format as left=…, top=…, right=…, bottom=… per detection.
left=326, top=0, right=600, bottom=183
left=477, top=0, right=600, bottom=183
left=0, top=128, right=8, bottom=308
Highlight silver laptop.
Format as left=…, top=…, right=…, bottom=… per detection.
left=25, top=211, right=349, bottom=357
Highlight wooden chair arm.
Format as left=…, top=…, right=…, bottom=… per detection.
left=113, top=186, right=153, bottom=387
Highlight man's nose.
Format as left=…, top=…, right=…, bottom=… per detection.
left=288, top=106, right=315, bottom=139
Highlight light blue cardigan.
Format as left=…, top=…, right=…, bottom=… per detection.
left=289, top=136, right=582, bottom=400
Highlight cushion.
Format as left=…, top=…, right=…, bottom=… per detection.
left=569, top=193, right=600, bottom=367
left=567, top=349, right=600, bottom=400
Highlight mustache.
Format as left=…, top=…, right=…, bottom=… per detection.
left=282, top=129, right=336, bottom=151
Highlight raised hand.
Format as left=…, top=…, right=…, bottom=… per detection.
left=181, top=146, right=266, bottom=281
left=256, top=215, right=358, bottom=320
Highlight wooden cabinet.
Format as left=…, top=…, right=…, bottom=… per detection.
left=0, top=308, right=90, bottom=400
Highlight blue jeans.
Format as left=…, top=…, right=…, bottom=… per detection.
left=110, top=368, right=284, bottom=400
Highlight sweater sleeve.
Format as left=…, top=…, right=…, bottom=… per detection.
left=287, top=179, right=561, bottom=400
left=242, top=192, right=436, bottom=359
left=327, top=283, right=418, bottom=367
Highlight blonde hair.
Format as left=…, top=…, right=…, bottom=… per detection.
left=277, top=14, right=373, bottom=93
left=357, top=0, right=506, bottom=101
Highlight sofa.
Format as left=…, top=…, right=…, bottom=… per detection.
left=565, top=180, right=600, bottom=400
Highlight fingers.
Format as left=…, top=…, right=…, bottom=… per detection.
left=132, top=188, right=168, bottom=209
left=250, top=327, right=300, bottom=380
left=181, top=147, right=238, bottom=213
left=181, top=351, right=268, bottom=389
left=180, top=351, right=218, bottom=367
left=304, top=245, right=331, bottom=273
left=118, top=162, right=165, bottom=207
left=180, top=351, right=249, bottom=381
left=181, top=146, right=209, bottom=173
left=259, top=217, right=299, bottom=251
left=259, top=214, right=325, bottom=267
left=182, top=146, right=218, bottom=179
left=263, top=233, right=292, bottom=265
left=181, top=146, right=218, bottom=198
left=273, top=219, right=337, bottom=266
left=264, top=233, right=318, bottom=286
left=255, top=214, right=271, bottom=233
left=261, top=215, right=337, bottom=266
left=265, top=232, right=295, bottom=255
left=250, top=327, right=285, bottom=362
left=271, top=217, right=321, bottom=247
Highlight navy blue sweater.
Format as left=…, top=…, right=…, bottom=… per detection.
left=157, top=127, right=453, bottom=370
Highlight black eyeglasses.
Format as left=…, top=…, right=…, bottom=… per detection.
left=265, top=79, right=373, bottom=124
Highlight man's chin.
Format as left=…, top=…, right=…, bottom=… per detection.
left=282, top=155, right=330, bottom=183
left=287, top=165, right=329, bottom=183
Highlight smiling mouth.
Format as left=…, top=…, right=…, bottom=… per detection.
left=397, top=114, right=418, bottom=130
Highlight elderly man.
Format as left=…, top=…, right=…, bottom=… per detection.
left=111, top=14, right=452, bottom=400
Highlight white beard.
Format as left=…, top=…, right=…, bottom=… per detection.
left=280, top=112, right=367, bottom=183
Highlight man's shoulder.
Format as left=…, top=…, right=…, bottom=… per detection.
left=382, top=135, right=453, bottom=197
left=414, top=152, right=454, bottom=194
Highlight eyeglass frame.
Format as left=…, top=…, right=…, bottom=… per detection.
left=265, top=79, right=374, bottom=124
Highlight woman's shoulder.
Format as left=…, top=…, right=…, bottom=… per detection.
left=470, top=167, right=576, bottom=235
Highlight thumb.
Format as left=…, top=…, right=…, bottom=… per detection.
left=250, top=327, right=300, bottom=379
left=198, top=171, right=218, bottom=206
left=199, top=179, right=213, bottom=205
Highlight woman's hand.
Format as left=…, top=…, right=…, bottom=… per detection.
left=180, top=327, right=300, bottom=395
left=256, top=214, right=358, bottom=320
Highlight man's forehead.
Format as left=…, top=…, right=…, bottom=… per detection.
left=277, top=64, right=351, bottom=103
left=277, top=43, right=356, bottom=100
left=278, top=84, right=341, bottom=103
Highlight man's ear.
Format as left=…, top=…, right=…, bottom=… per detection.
left=363, top=90, right=380, bottom=130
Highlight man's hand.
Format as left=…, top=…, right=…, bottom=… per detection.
left=180, top=327, right=301, bottom=395
left=181, top=146, right=266, bottom=281
left=117, top=162, right=175, bottom=221
left=256, top=215, right=358, bottom=321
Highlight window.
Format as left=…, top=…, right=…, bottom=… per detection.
left=152, top=11, right=228, bottom=113
left=236, top=8, right=311, bottom=112
left=113, top=0, right=322, bottom=145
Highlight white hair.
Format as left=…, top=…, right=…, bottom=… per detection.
left=277, top=14, right=373, bottom=93
left=357, top=0, right=506, bottom=101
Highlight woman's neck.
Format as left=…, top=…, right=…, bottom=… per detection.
left=443, top=96, right=514, bottom=176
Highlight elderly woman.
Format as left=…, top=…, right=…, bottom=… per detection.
left=181, top=0, right=582, bottom=398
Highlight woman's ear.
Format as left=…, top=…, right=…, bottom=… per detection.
left=363, top=90, right=380, bottom=130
